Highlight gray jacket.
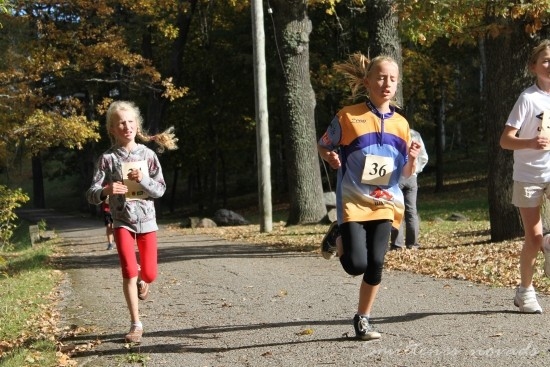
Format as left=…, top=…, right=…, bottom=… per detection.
left=86, top=144, right=166, bottom=234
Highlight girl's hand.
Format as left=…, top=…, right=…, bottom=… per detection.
left=127, top=168, right=143, bottom=183
left=533, top=135, right=550, bottom=150
left=325, top=151, right=341, bottom=169
left=104, top=181, right=128, bottom=196
left=409, top=141, right=422, bottom=159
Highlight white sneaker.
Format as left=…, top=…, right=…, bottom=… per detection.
left=514, top=286, right=542, bottom=314
left=543, top=234, right=550, bottom=277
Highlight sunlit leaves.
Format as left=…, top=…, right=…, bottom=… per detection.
left=0, top=186, right=29, bottom=248
left=397, top=0, right=550, bottom=46
left=161, top=78, right=189, bottom=101
left=0, top=0, right=194, bottom=172
left=13, top=110, right=100, bottom=154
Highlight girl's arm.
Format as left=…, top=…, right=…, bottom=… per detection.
left=137, top=152, right=167, bottom=199
left=401, top=141, right=421, bottom=179
left=500, top=125, right=549, bottom=150
left=318, top=145, right=341, bottom=169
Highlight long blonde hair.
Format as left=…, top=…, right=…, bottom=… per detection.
left=333, top=52, right=399, bottom=102
left=105, top=100, right=178, bottom=153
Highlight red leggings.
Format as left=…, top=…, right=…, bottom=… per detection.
left=114, top=228, right=157, bottom=283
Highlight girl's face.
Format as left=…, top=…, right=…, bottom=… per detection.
left=530, top=48, right=550, bottom=84
left=110, top=109, right=138, bottom=145
left=365, top=60, right=399, bottom=105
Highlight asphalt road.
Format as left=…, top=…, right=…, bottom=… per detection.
left=18, top=209, right=550, bottom=367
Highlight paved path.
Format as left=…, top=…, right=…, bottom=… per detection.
left=18, top=209, right=550, bottom=366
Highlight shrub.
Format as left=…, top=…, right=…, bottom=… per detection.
left=0, top=185, right=30, bottom=250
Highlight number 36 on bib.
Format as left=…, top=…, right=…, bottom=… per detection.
left=361, top=155, right=395, bottom=186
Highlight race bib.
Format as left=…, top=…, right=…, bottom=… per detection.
left=121, top=161, right=149, bottom=200
left=361, top=155, right=394, bottom=186
left=540, top=109, right=550, bottom=150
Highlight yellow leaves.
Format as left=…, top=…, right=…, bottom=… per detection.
left=12, top=109, right=100, bottom=154
left=160, top=22, right=180, bottom=40
left=397, top=0, right=550, bottom=46
left=56, top=351, right=78, bottom=367
left=384, top=225, right=530, bottom=290
left=297, top=328, right=314, bottom=336
left=162, top=78, right=189, bottom=101
left=96, top=98, right=114, bottom=117
left=277, top=289, right=288, bottom=297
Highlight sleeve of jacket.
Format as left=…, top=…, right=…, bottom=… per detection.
left=138, top=150, right=166, bottom=199
left=86, top=156, right=108, bottom=205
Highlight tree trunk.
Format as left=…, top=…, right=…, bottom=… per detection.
left=270, top=0, right=326, bottom=225
left=365, top=0, right=403, bottom=105
left=141, top=1, right=197, bottom=214
left=485, top=22, right=531, bottom=241
left=31, top=153, right=45, bottom=209
left=435, top=86, right=445, bottom=193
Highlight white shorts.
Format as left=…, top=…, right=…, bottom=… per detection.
left=512, top=181, right=550, bottom=208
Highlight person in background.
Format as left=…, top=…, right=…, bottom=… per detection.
left=318, top=53, right=421, bottom=340
left=86, top=100, right=178, bottom=343
left=500, top=39, right=550, bottom=314
left=390, top=129, right=429, bottom=250
left=102, top=198, right=115, bottom=251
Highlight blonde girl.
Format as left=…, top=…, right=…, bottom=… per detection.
left=500, top=39, right=550, bottom=314
left=87, top=100, right=178, bottom=342
left=318, top=53, right=421, bottom=340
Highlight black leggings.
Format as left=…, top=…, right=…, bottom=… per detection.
left=339, top=220, right=392, bottom=286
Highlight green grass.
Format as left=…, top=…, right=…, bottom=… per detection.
left=417, top=144, right=489, bottom=222
left=418, top=179, right=489, bottom=222
left=0, top=220, right=61, bottom=367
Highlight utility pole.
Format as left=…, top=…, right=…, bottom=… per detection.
left=251, top=0, right=272, bottom=232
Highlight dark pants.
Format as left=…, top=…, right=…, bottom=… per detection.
left=391, top=175, right=420, bottom=248
left=339, top=220, right=392, bottom=286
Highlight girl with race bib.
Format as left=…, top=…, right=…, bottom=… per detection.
left=317, top=53, right=421, bottom=340
left=86, top=100, right=178, bottom=343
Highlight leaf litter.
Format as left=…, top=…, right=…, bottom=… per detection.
left=171, top=219, right=550, bottom=295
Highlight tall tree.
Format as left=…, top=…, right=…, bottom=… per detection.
left=484, top=24, right=530, bottom=240
left=0, top=1, right=187, bottom=208
left=365, top=0, right=403, bottom=105
left=397, top=0, right=550, bottom=241
left=269, top=0, right=326, bottom=224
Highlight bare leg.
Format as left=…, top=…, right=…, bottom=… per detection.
left=337, top=233, right=380, bottom=315
left=123, top=276, right=140, bottom=324
left=518, top=207, right=543, bottom=288
left=357, top=281, right=380, bottom=315
left=106, top=223, right=114, bottom=244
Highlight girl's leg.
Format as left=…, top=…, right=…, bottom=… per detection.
left=339, top=222, right=368, bottom=276
left=357, top=220, right=392, bottom=316
left=518, top=206, right=543, bottom=288
left=114, top=228, right=140, bottom=324
left=357, top=281, right=380, bottom=316
left=136, top=231, right=158, bottom=284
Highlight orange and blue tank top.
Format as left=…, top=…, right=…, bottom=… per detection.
left=318, top=101, right=411, bottom=228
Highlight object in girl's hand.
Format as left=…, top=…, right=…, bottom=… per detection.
left=539, top=110, right=550, bottom=150
left=121, top=161, right=149, bottom=200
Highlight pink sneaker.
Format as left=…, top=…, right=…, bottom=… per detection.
left=137, top=280, right=150, bottom=300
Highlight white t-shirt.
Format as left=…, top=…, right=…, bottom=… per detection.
left=506, top=84, right=550, bottom=183
left=410, top=129, right=429, bottom=176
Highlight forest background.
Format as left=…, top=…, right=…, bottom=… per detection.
left=6, top=2, right=550, bottom=365
left=2, top=0, right=550, bottom=244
